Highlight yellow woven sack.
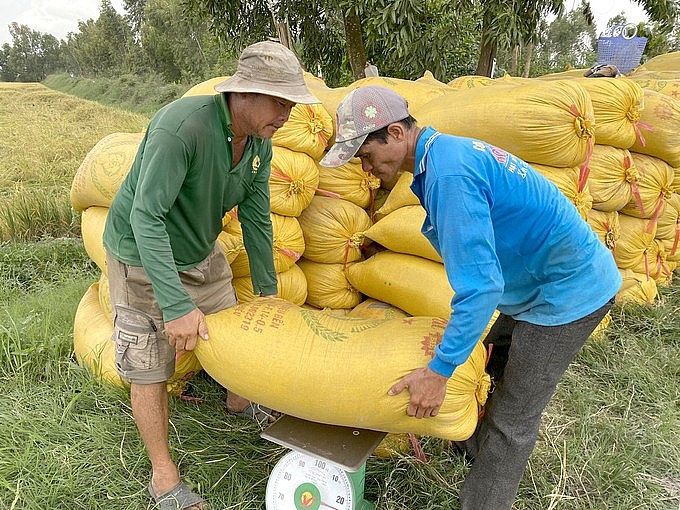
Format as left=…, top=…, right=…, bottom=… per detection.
left=306, top=75, right=455, bottom=126
left=620, top=153, right=674, bottom=219
left=536, top=68, right=591, bottom=80
left=567, top=77, right=645, bottom=149
left=672, top=168, right=680, bottom=193
left=413, top=80, right=595, bottom=168
left=74, top=283, right=202, bottom=395
left=195, top=298, right=491, bottom=440
left=269, top=147, right=319, bottom=217
left=226, top=213, right=305, bottom=277
left=70, top=132, right=143, bottom=211
left=587, top=145, right=639, bottom=212
left=447, top=75, right=496, bottom=89
left=182, top=76, right=227, bottom=97
left=629, top=90, right=680, bottom=167
left=316, top=160, right=381, bottom=209
left=615, top=213, right=657, bottom=272
left=348, top=298, right=409, bottom=320
left=416, top=70, right=449, bottom=88
left=366, top=206, right=443, bottom=262
left=586, top=209, right=620, bottom=255
left=635, top=51, right=680, bottom=72
left=98, top=272, right=112, bottom=322
left=272, top=104, right=333, bottom=160
left=628, top=72, right=680, bottom=98
left=531, top=164, right=592, bottom=220
left=297, top=259, right=362, bottom=309
left=81, top=206, right=109, bottom=275
left=216, top=231, right=243, bottom=265
left=297, top=196, right=371, bottom=264
left=347, top=251, right=452, bottom=318
left=233, top=263, right=308, bottom=306
left=375, top=172, right=420, bottom=218
left=656, top=192, right=680, bottom=262
left=617, top=269, right=658, bottom=304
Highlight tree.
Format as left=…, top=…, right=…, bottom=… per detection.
left=0, top=23, right=61, bottom=82
left=61, top=0, right=138, bottom=76
left=524, top=5, right=597, bottom=76
left=141, top=0, right=228, bottom=82
left=183, top=0, right=482, bottom=86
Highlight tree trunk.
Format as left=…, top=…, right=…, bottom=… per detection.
left=475, top=25, right=497, bottom=77
left=343, top=12, right=367, bottom=82
left=511, top=45, right=519, bottom=75
left=522, top=42, right=534, bottom=77
left=276, top=21, right=293, bottom=50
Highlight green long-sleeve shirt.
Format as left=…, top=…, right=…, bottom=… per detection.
left=103, top=93, right=277, bottom=322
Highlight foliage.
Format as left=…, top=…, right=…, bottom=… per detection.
left=528, top=7, right=598, bottom=76
left=42, top=72, right=191, bottom=115
left=0, top=23, right=61, bottom=82
left=61, top=0, right=141, bottom=77
left=0, top=239, right=97, bottom=293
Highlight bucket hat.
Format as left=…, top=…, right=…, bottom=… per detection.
left=320, top=85, right=410, bottom=167
left=215, top=41, right=318, bottom=104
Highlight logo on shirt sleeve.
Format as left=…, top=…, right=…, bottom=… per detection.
left=252, top=155, right=261, bottom=174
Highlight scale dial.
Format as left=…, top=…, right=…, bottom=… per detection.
left=266, top=451, right=354, bottom=510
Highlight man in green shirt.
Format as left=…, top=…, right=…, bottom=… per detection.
left=103, top=41, right=318, bottom=510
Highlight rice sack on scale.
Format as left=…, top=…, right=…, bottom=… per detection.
left=195, top=298, right=491, bottom=441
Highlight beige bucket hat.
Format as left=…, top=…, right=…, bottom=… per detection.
left=215, top=41, right=319, bottom=104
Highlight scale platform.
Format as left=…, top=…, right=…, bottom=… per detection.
left=261, top=415, right=387, bottom=472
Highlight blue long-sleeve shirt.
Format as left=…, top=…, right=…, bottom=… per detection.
left=412, top=127, right=622, bottom=377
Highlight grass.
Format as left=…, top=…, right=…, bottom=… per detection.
left=0, top=82, right=678, bottom=509
left=0, top=83, right=149, bottom=242
left=42, top=73, right=192, bottom=117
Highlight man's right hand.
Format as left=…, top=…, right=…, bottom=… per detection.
left=164, top=308, right=208, bottom=353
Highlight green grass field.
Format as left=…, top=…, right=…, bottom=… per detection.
left=0, top=83, right=678, bottom=509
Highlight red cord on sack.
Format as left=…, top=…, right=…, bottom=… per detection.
left=633, top=120, right=653, bottom=148
left=645, top=195, right=666, bottom=234
left=408, top=433, right=428, bottom=463
left=671, top=220, right=680, bottom=256
left=631, top=182, right=646, bottom=217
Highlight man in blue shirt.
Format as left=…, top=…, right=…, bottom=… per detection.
left=320, top=85, right=621, bottom=509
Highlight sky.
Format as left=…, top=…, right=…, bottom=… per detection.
left=0, top=0, right=651, bottom=47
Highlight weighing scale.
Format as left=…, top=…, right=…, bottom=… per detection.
left=261, top=415, right=387, bottom=510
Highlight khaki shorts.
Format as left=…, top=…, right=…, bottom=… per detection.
left=106, top=244, right=237, bottom=384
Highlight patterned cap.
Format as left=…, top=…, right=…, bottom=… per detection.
left=214, top=41, right=319, bottom=104
left=320, top=85, right=409, bottom=167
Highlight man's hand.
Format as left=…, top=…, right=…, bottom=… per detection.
left=388, top=367, right=448, bottom=419
left=164, top=308, right=208, bottom=354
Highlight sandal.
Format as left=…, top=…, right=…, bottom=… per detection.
left=148, top=481, right=205, bottom=510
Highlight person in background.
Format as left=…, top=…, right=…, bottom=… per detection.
left=320, top=85, right=621, bottom=510
left=103, top=41, right=318, bottom=510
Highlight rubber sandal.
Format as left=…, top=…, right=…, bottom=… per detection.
left=148, top=481, right=205, bottom=510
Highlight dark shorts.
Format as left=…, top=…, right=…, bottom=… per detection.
left=106, top=244, right=237, bottom=384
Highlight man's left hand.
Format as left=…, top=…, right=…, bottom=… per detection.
left=388, top=367, right=448, bottom=418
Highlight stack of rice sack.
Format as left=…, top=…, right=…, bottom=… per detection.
left=70, top=76, right=493, bottom=442
left=429, top=61, right=680, bottom=305
left=536, top=54, right=680, bottom=303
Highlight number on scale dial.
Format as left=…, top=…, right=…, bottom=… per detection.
left=266, top=451, right=354, bottom=510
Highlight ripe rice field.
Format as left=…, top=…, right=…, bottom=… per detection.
left=0, top=83, right=678, bottom=509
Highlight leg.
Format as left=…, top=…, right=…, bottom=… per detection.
left=130, top=382, right=179, bottom=495
left=107, top=252, right=203, bottom=509
left=460, top=300, right=613, bottom=510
